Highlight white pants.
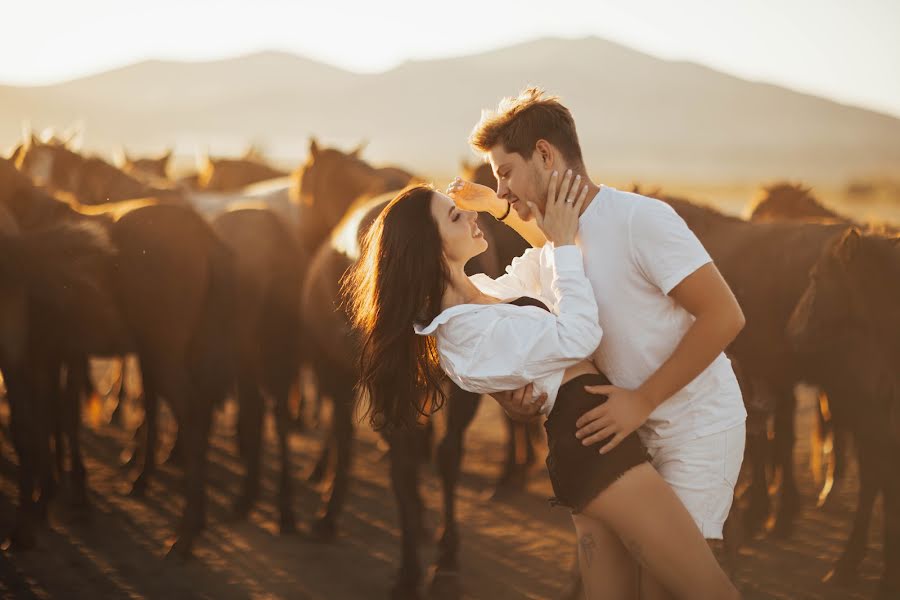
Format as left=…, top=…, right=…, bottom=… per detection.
left=645, top=422, right=746, bottom=539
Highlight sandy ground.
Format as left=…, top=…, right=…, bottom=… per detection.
left=0, top=372, right=886, bottom=600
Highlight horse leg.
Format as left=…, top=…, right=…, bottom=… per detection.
left=108, top=356, right=128, bottom=427
left=742, top=406, right=770, bottom=536
left=4, top=369, right=38, bottom=549
left=128, top=362, right=158, bottom=497
left=492, top=415, right=522, bottom=499
left=428, top=385, right=480, bottom=598
left=772, top=382, right=800, bottom=538
left=878, top=458, right=900, bottom=599
left=386, top=429, right=424, bottom=599
left=311, top=375, right=354, bottom=541
left=272, top=376, right=297, bottom=534
left=232, top=373, right=264, bottom=520
left=64, top=356, right=91, bottom=515
left=165, top=365, right=212, bottom=560
left=34, top=360, right=58, bottom=522
left=308, top=435, right=332, bottom=484
left=825, top=434, right=879, bottom=585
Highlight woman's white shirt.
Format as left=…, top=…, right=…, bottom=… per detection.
left=413, top=244, right=601, bottom=415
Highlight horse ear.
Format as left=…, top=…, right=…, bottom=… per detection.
left=62, top=121, right=84, bottom=151
left=113, top=145, right=127, bottom=166
left=350, top=140, right=367, bottom=158
left=309, top=137, right=319, bottom=158
left=195, top=146, right=211, bottom=171
left=835, top=228, right=862, bottom=263
left=21, top=120, right=32, bottom=146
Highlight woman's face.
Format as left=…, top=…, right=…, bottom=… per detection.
left=430, top=191, right=488, bottom=264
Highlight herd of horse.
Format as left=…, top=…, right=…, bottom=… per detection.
left=0, top=130, right=897, bottom=599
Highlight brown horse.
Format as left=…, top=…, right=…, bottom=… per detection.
left=116, top=147, right=173, bottom=180
left=0, top=158, right=236, bottom=558
left=751, top=182, right=897, bottom=508
left=299, top=146, right=540, bottom=597
left=290, top=141, right=417, bottom=541
left=194, top=149, right=288, bottom=192
left=0, top=201, right=124, bottom=545
left=13, top=135, right=183, bottom=205
left=787, top=229, right=900, bottom=596
left=657, top=191, right=899, bottom=595
left=210, top=207, right=306, bottom=534
left=460, top=161, right=542, bottom=498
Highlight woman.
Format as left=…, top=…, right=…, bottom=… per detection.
left=342, top=174, right=739, bottom=599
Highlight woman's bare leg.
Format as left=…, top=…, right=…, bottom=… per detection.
left=581, top=463, right=740, bottom=600
left=571, top=513, right=638, bottom=599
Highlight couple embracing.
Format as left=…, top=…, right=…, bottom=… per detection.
left=344, top=87, right=745, bottom=599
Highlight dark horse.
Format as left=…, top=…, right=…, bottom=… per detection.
left=289, top=140, right=418, bottom=542
left=298, top=147, right=543, bottom=598
left=661, top=192, right=900, bottom=597
left=211, top=207, right=306, bottom=534
left=0, top=158, right=236, bottom=558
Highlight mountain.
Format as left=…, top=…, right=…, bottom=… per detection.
left=2, top=38, right=898, bottom=181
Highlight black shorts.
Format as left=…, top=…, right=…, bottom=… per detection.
left=544, top=373, right=650, bottom=513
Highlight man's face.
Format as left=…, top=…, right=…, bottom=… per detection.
left=487, top=145, right=548, bottom=222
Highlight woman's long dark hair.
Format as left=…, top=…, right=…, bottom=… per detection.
left=341, top=185, right=449, bottom=431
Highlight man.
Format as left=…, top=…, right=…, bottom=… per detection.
left=449, top=87, right=747, bottom=597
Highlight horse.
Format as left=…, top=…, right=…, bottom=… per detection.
left=460, top=161, right=542, bottom=498
left=210, top=207, right=307, bottom=534
left=116, top=147, right=173, bottom=180
left=13, top=134, right=183, bottom=205
left=288, top=140, right=418, bottom=544
left=0, top=200, right=124, bottom=545
left=0, top=158, right=237, bottom=559
left=657, top=191, right=899, bottom=596
left=298, top=143, right=545, bottom=597
left=193, top=148, right=288, bottom=192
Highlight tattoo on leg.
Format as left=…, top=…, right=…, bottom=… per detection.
left=580, top=533, right=597, bottom=568
left=624, top=538, right=645, bottom=568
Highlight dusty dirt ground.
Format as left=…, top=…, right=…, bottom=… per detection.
left=0, top=368, right=886, bottom=600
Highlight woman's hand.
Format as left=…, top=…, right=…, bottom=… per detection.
left=446, top=177, right=504, bottom=216
left=527, top=170, right=589, bottom=246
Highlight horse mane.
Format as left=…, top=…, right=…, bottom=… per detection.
left=748, top=182, right=843, bottom=223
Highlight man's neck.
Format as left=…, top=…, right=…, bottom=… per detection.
left=577, top=180, right=602, bottom=217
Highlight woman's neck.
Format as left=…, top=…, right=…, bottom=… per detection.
left=442, top=262, right=496, bottom=311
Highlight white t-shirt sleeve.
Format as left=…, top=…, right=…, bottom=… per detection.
left=629, top=199, right=712, bottom=295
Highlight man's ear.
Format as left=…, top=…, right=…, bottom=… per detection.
left=534, top=139, right=554, bottom=169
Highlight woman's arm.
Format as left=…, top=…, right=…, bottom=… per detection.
left=447, top=178, right=546, bottom=247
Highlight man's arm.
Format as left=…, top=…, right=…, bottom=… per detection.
left=575, top=263, right=745, bottom=452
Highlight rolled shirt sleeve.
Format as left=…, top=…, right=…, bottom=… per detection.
left=451, top=244, right=602, bottom=394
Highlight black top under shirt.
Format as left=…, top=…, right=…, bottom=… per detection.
left=507, top=296, right=551, bottom=312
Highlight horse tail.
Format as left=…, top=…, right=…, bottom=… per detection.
left=190, top=236, right=238, bottom=403
left=0, top=220, right=115, bottom=320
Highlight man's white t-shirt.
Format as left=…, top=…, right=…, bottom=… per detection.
left=577, top=185, right=747, bottom=448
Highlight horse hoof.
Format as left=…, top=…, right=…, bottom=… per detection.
left=165, top=538, right=194, bottom=562
left=390, top=575, right=422, bottom=600
left=425, top=567, right=461, bottom=600
left=127, top=477, right=148, bottom=498
left=307, top=463, right=327, bottom=484
left=309, top=517, right=337, bottom=543
left=823, top=564, right=858, bottom=586
left=230, top=498, right=253, bottom=522
left=279, top=514, right=298, bottom=535
left=6, top=523, right=37, bottom=552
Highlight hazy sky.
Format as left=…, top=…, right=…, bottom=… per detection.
left=3, top=0, right=899, bottom=118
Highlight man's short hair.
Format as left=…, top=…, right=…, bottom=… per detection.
left=469, top=86, right=584, bottom=167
